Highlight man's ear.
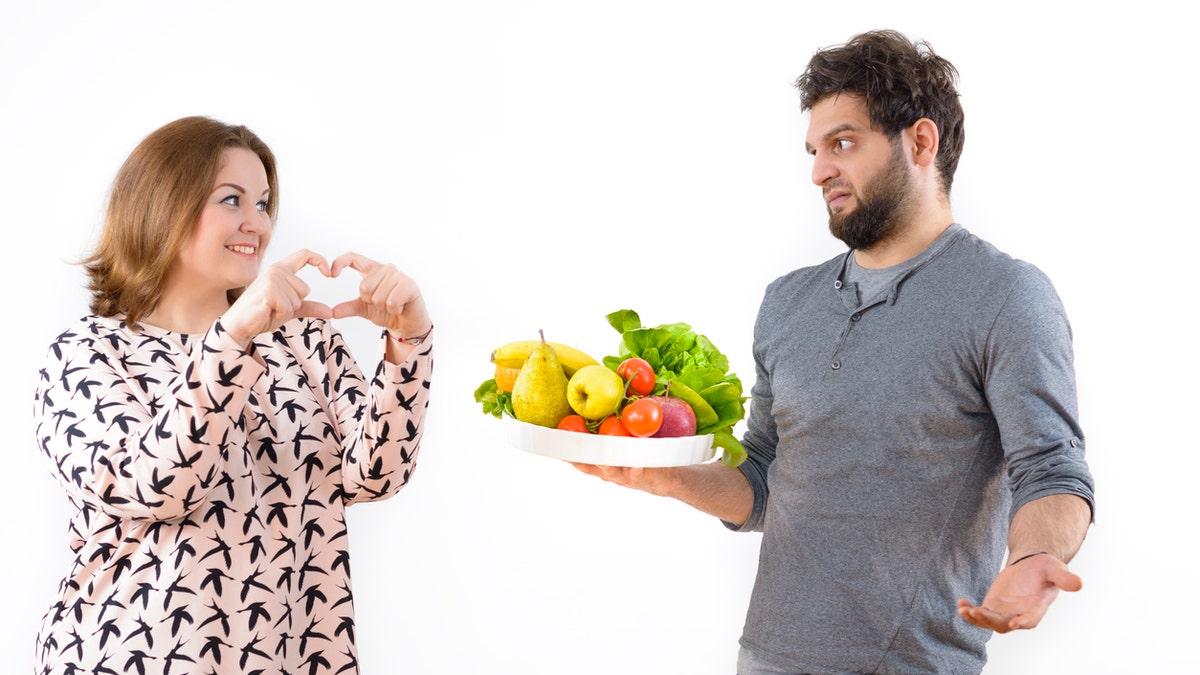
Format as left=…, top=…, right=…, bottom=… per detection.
left=909, top=118, right=940, bottom=168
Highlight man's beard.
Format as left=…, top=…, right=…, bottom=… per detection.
left=827, top=141, right=915, bottom=250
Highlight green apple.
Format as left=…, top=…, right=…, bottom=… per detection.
left=566, top=365, right=625, bottom=420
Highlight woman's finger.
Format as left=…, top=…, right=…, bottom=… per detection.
left=331, top=298, right=367, bottom=320
left=296, top=300, right=334, bottom=319
left=278, top=248, right=332, bottom=276
left=330, top=251, right=375, bottom=277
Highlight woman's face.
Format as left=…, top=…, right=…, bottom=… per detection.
left=172, top=147, right=273, bottom=298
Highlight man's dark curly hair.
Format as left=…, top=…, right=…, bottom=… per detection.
left=795, top=30, right=965, bottom=195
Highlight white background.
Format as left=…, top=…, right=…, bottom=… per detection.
left=2, top=2, right=1193, bottom=673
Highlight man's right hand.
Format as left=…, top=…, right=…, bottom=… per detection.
left=569, top=461, right=755, bottom=526
left=568, top=463, right=678, bottom=497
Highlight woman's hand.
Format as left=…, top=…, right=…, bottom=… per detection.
left=222, top=249, right=334, bottom=346
left=330, top=252, right=431, bottom=340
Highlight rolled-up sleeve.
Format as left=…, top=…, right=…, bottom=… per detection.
left=984, top=263, right=1096, bottom=522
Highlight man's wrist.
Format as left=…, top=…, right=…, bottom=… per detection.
left=1008, top=551, right=1052, bottom=566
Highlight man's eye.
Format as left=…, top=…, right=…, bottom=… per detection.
left=835, top=138, right=853, bottom=151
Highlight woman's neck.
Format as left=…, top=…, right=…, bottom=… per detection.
left=143, top=284, right=231, bottom=334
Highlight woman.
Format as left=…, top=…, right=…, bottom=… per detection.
left=32, top=116, right=433, bottom=674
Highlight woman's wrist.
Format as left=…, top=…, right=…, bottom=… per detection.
left=387, top=323, right=434, bottom=346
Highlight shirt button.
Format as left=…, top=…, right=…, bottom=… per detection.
left=831, top=360, right=841, bottom=370
left=851, top=312, right=861, bottom=321
left=834, top=280, right=843, bottom=289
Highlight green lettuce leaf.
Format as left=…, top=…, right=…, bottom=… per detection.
left=603, top=308, right=748, bottom=466
left=473, top=379, right=514, bottom=419
left=712, top=430, right=747, bottom=468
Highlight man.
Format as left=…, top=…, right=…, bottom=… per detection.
left=573, top=29, right=1095, bottom=674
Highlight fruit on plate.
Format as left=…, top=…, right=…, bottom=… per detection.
left=649, top=394, right=697, bottom=438
left=491, top=339, right=600, bottom=378
left=557, top=414, right=590, bottom=433
left=566, top=364, right=625, bottom=420
left=620, top=397, right=663, bottom=437
left=511, top=332, right=573, bottom=428
left=476, top=335, right=601, bottom=421
left=494, top=364, right=521, bottom=393
left=603, top=308, right=748, bottom=467
left=597, top=415, right=632, bottom=436
left=476, top=309, right=749, bottom=468
left=616, top=357, right=655, bottom=397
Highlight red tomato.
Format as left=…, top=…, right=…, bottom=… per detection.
left=616, top=357, right=656, bottom=397
left=556, top=414, right=590, bottom=433
left=620, top=398, right=663, bottom=437
left=597, top=415, right=632, bottom=436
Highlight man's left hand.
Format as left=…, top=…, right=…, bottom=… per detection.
left=956, top=553, right=1083, bottom=633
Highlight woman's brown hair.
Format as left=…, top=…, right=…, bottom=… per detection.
left=81, top=116, right=278, bottom=329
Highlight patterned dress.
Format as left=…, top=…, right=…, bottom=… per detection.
left=32, top=315, right=432, bottom=674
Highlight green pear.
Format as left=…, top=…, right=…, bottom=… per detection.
left=511, top=331, right=573, bottom=428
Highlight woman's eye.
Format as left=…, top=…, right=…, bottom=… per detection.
left=220, top=194, right=240, bottom=206
left=256, top=200, right=269, bottom=212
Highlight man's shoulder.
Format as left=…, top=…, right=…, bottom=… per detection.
left=945, top=228, right=1059, bottom=292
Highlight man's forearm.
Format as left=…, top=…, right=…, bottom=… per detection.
left=1007, top=493, right=1092, bottom=564
left=665, top=462, right=756, bottom=526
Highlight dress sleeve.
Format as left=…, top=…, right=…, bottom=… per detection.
left=33, top=321, right=265, bottom=521
left=325, top=326, right=432, bottom=505
left=983, top=264, right=1096, bottom=522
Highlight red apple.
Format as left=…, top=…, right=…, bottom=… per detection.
left=650, top=395, right=697, bottom=437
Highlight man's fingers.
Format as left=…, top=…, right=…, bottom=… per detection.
left=957, top=599, right=1048, bottom=633
left=1050, top=567, right=1083, bottom=593
left=1008, top=612, right=1042, bottom=631
left=569, top=462, right=602, bottom=477
left=956, top=600, right=1008, bottom=632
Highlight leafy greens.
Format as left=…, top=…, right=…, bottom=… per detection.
left=602, top=309, right=748, bottom=467
left=474, top=379, right=514, bottom=419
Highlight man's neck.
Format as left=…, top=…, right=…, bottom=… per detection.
left=853, top=202, right=955, bottom=269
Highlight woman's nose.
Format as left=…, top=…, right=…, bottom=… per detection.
left=240, top=203, right=270, bottom=233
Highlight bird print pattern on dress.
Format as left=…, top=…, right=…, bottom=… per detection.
left=33, top=315, right=431, bottom=674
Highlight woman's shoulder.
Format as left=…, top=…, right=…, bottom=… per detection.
left=45, top=314, right=133, bottom=352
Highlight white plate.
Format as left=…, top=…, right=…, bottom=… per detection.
left=503, top=418, right=716, bottom=467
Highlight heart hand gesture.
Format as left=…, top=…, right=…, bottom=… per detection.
left=222, top=249, right=334, bottom=346
left=330, top=252, right=432, bottom=342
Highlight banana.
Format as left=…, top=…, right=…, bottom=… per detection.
left=491, top=340, right=600, bottom=377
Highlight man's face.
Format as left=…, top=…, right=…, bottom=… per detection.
left=805, top=94, right=915, bottom=250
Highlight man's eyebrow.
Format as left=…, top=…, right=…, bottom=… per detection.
left=805, top=123, right=861, bottom=152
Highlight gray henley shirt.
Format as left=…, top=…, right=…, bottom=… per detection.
left=730, top=224, right=1095, bottom=674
